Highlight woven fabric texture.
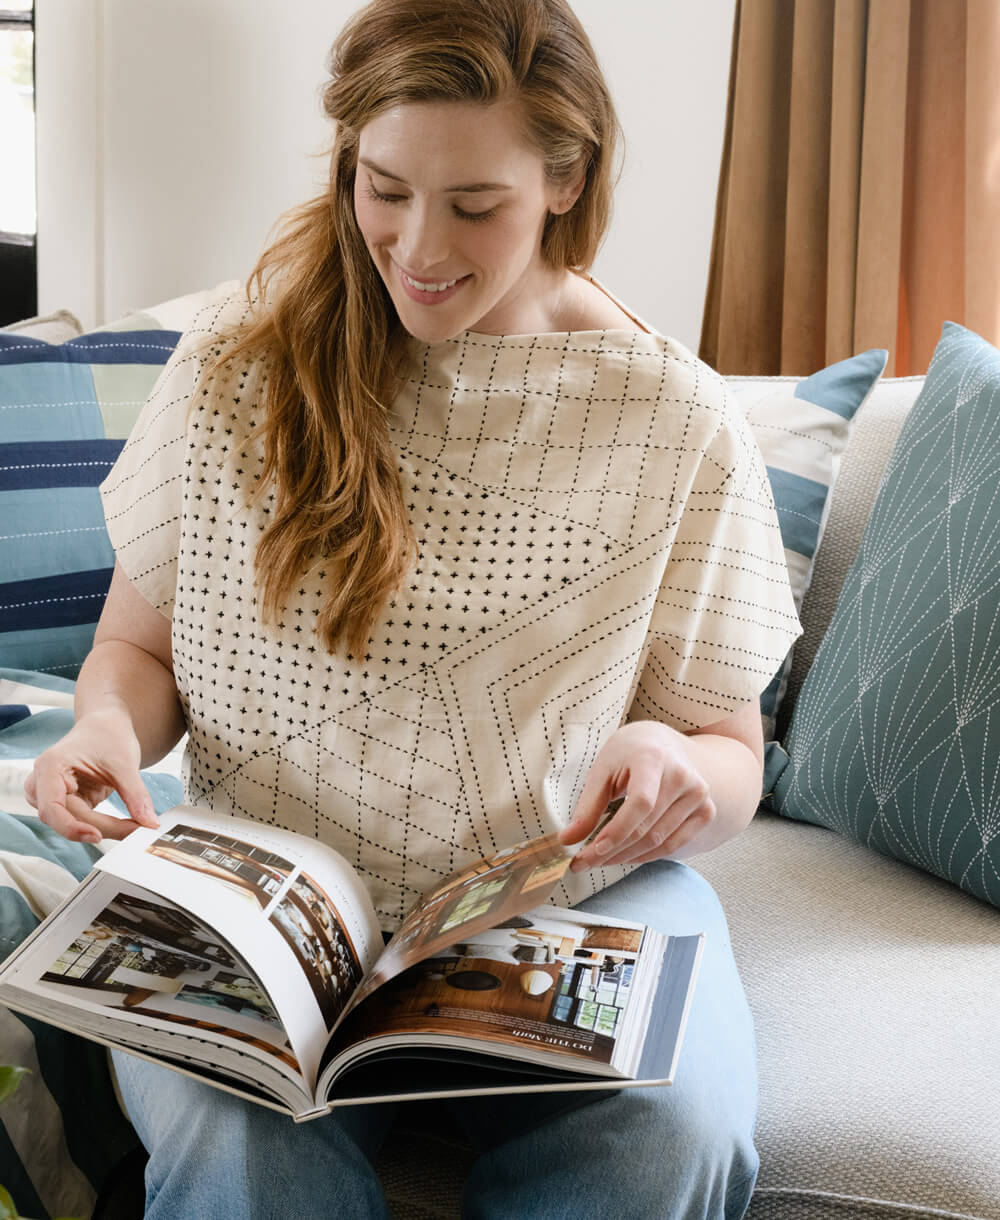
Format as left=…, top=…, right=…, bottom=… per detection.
left=694, top=812, right=1000, bottom=1220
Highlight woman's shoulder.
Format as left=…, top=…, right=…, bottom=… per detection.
left=179, top=286, right=257, bottom=358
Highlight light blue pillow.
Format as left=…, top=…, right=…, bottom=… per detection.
left=770, top=322, right=1000, bottom=907
left=728, top=349, right=888, bottom=745
left=0, top=322, right=181, bottom=678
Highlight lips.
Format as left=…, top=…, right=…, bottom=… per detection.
left=402, top=272, right=461, bottom=293
left=396, top=263, right=470, bottom=305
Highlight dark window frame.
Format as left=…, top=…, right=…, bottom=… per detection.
left=0, top=4, right=37, bottom=325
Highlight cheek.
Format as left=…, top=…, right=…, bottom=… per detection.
left=353, top=190, right=388, bottom=249
left=470, top=219, right=529, bottom=271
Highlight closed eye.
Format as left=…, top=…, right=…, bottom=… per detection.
left=453, top=205, right=498, bottom=223
left=366, top=179, right=498, bottom=223
left=366, top=181, right=406, bottom=205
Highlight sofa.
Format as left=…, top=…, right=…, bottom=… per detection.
left=1, top=296, right=998, bottom=1220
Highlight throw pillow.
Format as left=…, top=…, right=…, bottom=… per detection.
left=0, top=322, right=181, bottom=678
left=0, top=284, right=238, bottom=680
left=770, top=322, right=1000, bottom=908
left=726, top=348, right=888, bottom=743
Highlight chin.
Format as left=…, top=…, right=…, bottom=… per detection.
left=396, top=315, right=463, bottom=344
left=391, top=299, right=469, bottom=344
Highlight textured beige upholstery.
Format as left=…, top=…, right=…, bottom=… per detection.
left=695, top=813, right=1000, bottom=1220
left=1, top=308, right=83, bottom=344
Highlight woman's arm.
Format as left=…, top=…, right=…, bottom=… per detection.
left=24, top=563, right=185, bottom=844
left=559, top=701, right=763, bottom=872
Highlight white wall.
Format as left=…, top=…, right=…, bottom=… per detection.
left=36, top=0, right=734, bottom=350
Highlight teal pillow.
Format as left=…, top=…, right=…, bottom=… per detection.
left=0, top=320, right=181, bottom=678
left=770, top=322, right=1000, bottom=906
left=727, top=348, right=888, bottom=744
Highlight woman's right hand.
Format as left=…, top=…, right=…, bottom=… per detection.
left=24, top=705, right=161, bottom=845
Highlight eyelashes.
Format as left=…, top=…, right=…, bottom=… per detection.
left=364, top=181, right=498, bottom=224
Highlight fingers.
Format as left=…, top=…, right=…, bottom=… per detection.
left=65, top=793, right=154, bottom=842
left=598, top=775, right=713, bottom=867
left=569, top=747, right=714, bottom=873
left=559, top=768, right=620, bottom=847
left=113, top=775, right=159, bottom=830
left=26, top=751, right=158, bottom=846
left=596, top=791, right=714, bottom=868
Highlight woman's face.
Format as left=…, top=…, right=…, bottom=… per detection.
left=354, top=99, right=576, bottom=341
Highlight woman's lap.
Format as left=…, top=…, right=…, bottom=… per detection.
left=114, top=860, right=758, bottom=1219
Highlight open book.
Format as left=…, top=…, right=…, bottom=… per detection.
left=0, top=808, right=703, bottom=1122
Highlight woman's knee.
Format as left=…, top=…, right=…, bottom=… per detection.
left=602, top=1086, right=758, bottom=1218
left=464, top=1085, right=757, bottom=1220
left=111, top=1050, right=393, bottom=1218
left=114, top=1051, right=257, bottom=1163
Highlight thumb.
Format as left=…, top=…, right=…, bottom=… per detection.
left=559, top=768, right=616, bottom=847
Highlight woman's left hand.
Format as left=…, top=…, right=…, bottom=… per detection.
left=559, top=720, right=716, bottom=872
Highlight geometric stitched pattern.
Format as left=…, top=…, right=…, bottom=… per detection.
left=102, top=294, right=800, bottom=929
left=772, top=322, right=1000, bottom=907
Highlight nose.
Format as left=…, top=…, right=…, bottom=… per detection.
left=394, top=200, right=450, bottom=274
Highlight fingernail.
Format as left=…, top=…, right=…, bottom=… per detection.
left=594, top=837, right=612, bottom=855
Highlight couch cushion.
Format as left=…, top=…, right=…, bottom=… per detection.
left=781, top=374, right=926, bottom=735
left=770, top=323, right=1000, bottom=907
left=694, top=812, right=1000, bottom=1220
left=1, top=310, right=83, bottom=345
left=726, top=350, right=887, bottom=743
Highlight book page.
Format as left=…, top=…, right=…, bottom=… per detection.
left=344, top=832, right=573, bottom=1014
left=322, top=906, right=662, bottom=1088
left=94, top=808, right=385, bottom=1087
left=2, top=874, right=308, bottom=1105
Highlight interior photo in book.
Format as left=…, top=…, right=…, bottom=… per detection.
left=39, top=890, right=298, bottom=1070
left=335, top=908, right=647, bottom=1067
left=149, top=822, right=365, bottom=1029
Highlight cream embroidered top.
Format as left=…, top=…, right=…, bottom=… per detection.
left=101, top=291, right=800, bottom=930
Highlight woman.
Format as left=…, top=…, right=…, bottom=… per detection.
left=27, top=1, right=800, bottom=1215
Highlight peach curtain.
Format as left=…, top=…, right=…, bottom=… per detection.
left=700, top=0, right=1000, bottom=377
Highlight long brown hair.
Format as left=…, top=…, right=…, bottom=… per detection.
left=211, top=0, right=620, bottom=655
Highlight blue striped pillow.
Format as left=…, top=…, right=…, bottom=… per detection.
left=0, top=324, right=181, bottom=677
left=727, top=349, right=889, bottom=749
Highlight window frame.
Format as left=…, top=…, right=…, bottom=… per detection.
left=0, top=3, right=37, bottom=325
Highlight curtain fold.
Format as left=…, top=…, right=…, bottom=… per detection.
left=700, top=0, right=1000, bottom=377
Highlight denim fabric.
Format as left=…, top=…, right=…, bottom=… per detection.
left=113, top=859, right=759, bottom=1219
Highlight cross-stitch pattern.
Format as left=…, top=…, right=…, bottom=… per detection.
left=102, top=295, right=800, bottom=928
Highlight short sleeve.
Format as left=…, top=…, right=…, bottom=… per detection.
left=99, top=348, right=193, bottom=616
left=100, top=290, right=250, bottom=616
left=629, top=388, right=802, bottom=731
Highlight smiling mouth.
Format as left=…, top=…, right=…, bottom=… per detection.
left=395, top=264, right=471, bottom=306
left=401, top=271, right=464, bottom=293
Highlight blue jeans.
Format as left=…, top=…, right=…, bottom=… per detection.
left=112, top=860, right=759, bottom=1219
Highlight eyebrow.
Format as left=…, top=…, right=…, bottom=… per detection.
left=358, top=157, right=513, bottom=194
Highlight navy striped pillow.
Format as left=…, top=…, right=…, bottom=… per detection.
left=0, top=327, right=181, bottom=677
